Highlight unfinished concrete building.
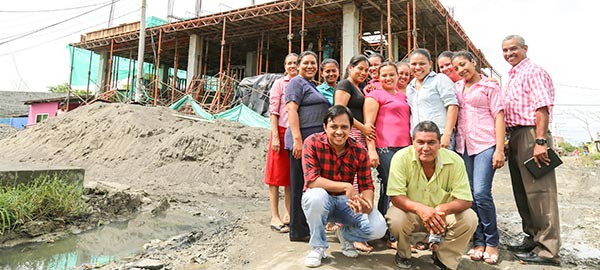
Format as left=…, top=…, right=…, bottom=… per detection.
left=70, top=0, right=497, bottom=113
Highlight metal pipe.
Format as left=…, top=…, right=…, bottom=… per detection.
left=107, top=39, right=114, bottom=93
left=387, top=0, right=392, bottom=61
left=216, top=17, right=227, bottom=111
left=412, top=0, right=416, bottom=49
left=135, top=0, right=146, bottom=102
left=301, top=0, right=305, bottom=51
left=288, top=10, right=292, bottom=53
left=154, top=30, right=163, bottom=105
left=172, top=39, right=178, bottom=103
left=407, top=1, right=411, bottom=53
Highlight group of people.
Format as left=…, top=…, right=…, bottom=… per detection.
left=263, top=34, right=561, bottom=269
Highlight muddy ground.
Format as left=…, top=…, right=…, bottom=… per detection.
left=0, top=103, right=598, bottom=269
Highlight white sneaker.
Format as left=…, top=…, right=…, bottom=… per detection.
left=337, top=229, right=359, bottom=258
left=304, top=247, right=327, bottom=268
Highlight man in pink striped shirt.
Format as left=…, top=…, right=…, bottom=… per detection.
left=501, top=35, right=560, bottom=266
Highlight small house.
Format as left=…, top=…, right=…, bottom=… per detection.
left=24, top=96, right=84, bottom=127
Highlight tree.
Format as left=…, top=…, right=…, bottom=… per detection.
left=558, top=141, right=575, bottom=153
left=47, top=82, right=88, bottom=96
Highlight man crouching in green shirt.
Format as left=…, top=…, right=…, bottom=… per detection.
left=387, top=120, right=477, bottom=270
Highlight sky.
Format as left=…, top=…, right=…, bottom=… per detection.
left=1, top=0, right=598, bottom=144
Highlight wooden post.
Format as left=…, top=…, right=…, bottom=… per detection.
left=387, top=0, right=392, bottom=61
left=172, top=39, right=179, bottom=104
left=216, top=17, right=227, bottom=111
left=407, top=1, right=411, bottom=53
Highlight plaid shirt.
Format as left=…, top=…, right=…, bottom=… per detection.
left=302, top=132, right=373, bottom=193
left=503, top=58, right=554, bottom=127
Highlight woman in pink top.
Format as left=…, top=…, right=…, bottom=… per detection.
left=452, top=50, right=505, bottom=265
left=364, top=62, right=411, bottom=249
left=264, top=53, right=298, bottom=233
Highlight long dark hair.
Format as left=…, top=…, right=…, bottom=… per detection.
left=343, top=55, right=369, bottom=79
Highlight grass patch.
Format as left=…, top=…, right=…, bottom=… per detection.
left=0, top=175, right=86, bottom=235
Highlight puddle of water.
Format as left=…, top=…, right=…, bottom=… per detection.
left=0, top=209, right=218, bottom=269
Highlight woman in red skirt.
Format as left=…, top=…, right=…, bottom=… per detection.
left=265, top=53, right=298, bottom=233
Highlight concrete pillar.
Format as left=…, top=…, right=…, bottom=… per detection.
left=392, top=35, right=399, bottom=61
left=341, top=2, right=360, bottom=70
left=245, top=51, right=257, bottom=77
left=97, top=52, right=110, bottom=94
left=187, top=34, right=204, bottom=84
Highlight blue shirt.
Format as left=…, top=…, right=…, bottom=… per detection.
left=316, top=82, right=335, bottom=105
left=407, top=71, right=458, bottom=133
left=284, top=76, right=331, bottom=150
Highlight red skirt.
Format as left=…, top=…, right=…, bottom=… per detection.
left=264, top=126, right=291, bottom=186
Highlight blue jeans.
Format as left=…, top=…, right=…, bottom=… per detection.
left=302, top=188, right=387, bottom=248
left=376, top=147, right=403, bottom=241
left=462, top=146, right=499, bottom=247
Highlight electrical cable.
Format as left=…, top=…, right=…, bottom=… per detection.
left=0, top=0, right=122, bottom=46
left=0, top=1, right=113, bottom=13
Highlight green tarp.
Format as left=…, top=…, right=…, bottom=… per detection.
left=170, top=95, right=270, bottom=129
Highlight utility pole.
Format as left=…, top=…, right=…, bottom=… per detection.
left=135, top=0, right=147, bottom=103
left=196, top=0, right=202, bottom=17
left=108, top=0, right=116, bottom=27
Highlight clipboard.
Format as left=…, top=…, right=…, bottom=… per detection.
left=523, top=147, right=563, bottom=179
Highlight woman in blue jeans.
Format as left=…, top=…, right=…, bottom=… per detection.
left=364, top=62, right=411, bottom=249
left=452, top=50, right=505, bottom=265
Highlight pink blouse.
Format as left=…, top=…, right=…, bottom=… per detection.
left=269, top=75, right=291, bottom=127
left=454, top=79, right=504, bottom=155
left=366, top=89, right=411, bottom=148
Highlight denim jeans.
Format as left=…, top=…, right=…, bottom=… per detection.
left=302, top=188, right=387, bottom=248
left=462, top=146, right=499, bottom=247
left=376, top=147, right=403, bottom=241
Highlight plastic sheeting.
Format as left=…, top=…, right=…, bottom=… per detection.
left=234, top=73, right=283, bottom=117
left=169, top=95, right=270, bottom=129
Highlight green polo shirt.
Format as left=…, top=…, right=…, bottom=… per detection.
left=387, top=146, right=472, bottom=207
left=316, top=82, right=335, bottom=106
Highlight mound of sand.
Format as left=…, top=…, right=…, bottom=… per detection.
left=0, top=123, right=18, bottom=140
left=0, top=103, right=270, bottom=198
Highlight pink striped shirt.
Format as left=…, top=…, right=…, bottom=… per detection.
left=269, top=75, right=291, bottom=127
left=503, top=58, right=554, bottom=127
left=455, top=79, right=504, bottom=155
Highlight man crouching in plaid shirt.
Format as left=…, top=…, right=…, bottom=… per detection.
left=301, top=105, right=386, bottom=268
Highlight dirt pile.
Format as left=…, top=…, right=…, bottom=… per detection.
left=0, top=123, right=18, bottom=140
left=0, top=103, right=270, bottom=198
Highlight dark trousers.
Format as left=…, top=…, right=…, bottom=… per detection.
left=507, top=127, right=561, bottom=258
left=288, top=151, right=309, bottom=240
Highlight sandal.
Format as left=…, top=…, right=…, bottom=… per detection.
left=353, top=241, right=373, bottom=253
left=325, top=222, right=340, bottom=232
left=387, top=240, right=397, bottom=250
left=467, top=246, right=484, bottom=261
left=414, top=241, right=429, bottom=251
left=270, top=224, right=289, bottom=233
left=483, top=246, right=499, bottom=265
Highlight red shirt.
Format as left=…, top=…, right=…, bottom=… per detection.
left=503, top=58, right=554, bottom=127
left=302, top=132, right=373, bottom=193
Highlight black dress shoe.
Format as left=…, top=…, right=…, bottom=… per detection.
left=515, top=251, right=560, bottom=266
left=507, top=242, right=536, bottom=253
left=289, top=235, right=310, bottom=242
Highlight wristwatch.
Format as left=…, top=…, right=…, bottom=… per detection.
left=535, top=138, right=547, bottom=145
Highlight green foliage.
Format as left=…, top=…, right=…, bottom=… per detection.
left=0, top=175, right=86, bottom=235
left=47, top=82, right=89, bottom=96
left=591, top=152, right=600, bottom=161
left=558, top=141, right=575, bottom=153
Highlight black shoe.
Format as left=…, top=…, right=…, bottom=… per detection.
left=515, top=251, right=560, bottom=266
left=431, top=251, right=448, bottom=270
left=507, top=242, right=536, bottom=253
left=394, top=253, right=412, bottom=269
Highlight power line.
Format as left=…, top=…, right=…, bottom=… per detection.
left=0, top=0, right=121, bottom=46
left=555, top=83, right=600, bottom=91
left=0, top=1, right=112, bottom=13
left=0, top=7, right=140, bottom=57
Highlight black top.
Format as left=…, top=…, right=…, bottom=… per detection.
left=334, top=79, right=365, bottom=123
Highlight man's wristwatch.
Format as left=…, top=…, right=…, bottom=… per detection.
left=535, top=138, right=547, bottom=145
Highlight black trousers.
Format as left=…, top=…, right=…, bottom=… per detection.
left=288, top=151, right=310, bottom=241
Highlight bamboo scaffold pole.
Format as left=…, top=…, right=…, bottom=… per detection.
left=379, top=12, right=384, bottom=55
left=203, top=38, right=209, bottom=79
left=358, top=9, right=363, bottom=53
left=86, top=50, right=93, bottom=100
left=265, top=33, right=270, bottom=73
left=256, top=37, right=261, bottom=75
left=318, top=27, right=322, bottom=83
left=445, top=17, right=450, bottom=50
left=154, top=30, right=163, bottom=106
